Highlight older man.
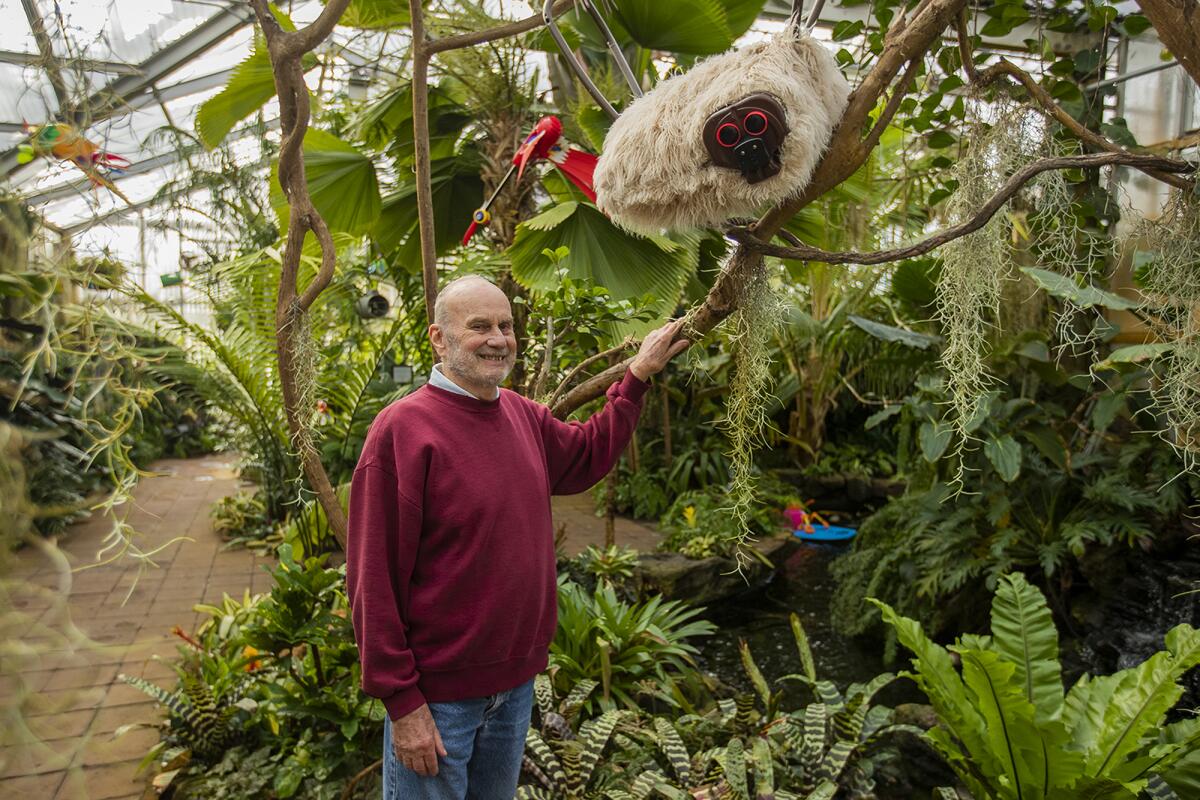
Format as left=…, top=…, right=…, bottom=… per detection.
left=346, top=275, right=688, bottom=799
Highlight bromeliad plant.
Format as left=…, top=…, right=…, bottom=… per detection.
left=550, top=578, right=715, bottom=714
left=872, top=572, right=1200, bottom=799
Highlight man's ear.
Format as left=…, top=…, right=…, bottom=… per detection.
left=428, top=324, right=444, bottom=356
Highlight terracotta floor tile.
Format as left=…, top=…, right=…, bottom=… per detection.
left=26, top=709, right=97, bottom=742
left=19, top=686, right=107, bottom=716
left=101, top=682, right=159, bottom=708
left=53, top=760, right=148, bottom=800
left=43, top=664, right=119, bottom=692
left=89, top=702, right=160, bottom=735
left=0, top=741, right=78, bottom=776
left=0, top=770, right=65, bottom=795
left=75, top=726, right=160, bottom=767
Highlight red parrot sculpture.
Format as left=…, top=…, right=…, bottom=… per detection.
left=462, top=115, right=598, bottom=245
left=18, top=121, right=133, bottom=205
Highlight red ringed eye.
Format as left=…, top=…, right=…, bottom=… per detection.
left=716, top=122, right=741, bottom=147
left=743, top=110, right=768, bottom=136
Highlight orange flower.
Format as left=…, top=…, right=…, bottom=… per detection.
left=242, top=645, right=261, bottom=672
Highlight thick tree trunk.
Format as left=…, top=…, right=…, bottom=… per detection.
left=1138, top=0, right=1200, bottom=88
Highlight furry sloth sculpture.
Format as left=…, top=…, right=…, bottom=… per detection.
left=594, top=30, right=850, bottom=235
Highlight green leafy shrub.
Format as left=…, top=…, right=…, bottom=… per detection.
left=601, top=462, right=674, bottom=520
left=873, top=572, right=1200, bottom=799
left=657, top=475, right=792, bottom=560
left=576, top=544, right=639, bottom=585
left=523, top=613, right=923, bottom=799
left=550, top=578, right=715, bottom=714
left=209, top=491, right=274, bottom=543
left=832, top=376, right=1195, bottom=639
left=136, top=545, right=383, bottom=799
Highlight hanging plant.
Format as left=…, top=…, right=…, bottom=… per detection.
left=720, top=261, right=785, bottom=570
left=1130, top=194, right=1200, bottom=472
left=934, top=106, right=1045, bottom=477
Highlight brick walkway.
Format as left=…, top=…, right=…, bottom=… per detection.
left=0, top=455, right=660, bottom=799
left=0, top=454, right=272, bottom=800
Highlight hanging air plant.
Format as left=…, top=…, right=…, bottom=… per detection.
left=1130, top=194, right=1200, bottom=472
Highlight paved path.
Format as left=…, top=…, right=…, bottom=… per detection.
left=0, top=455, right=660, bottom=799
left=0, top=454, right=271, bottom=800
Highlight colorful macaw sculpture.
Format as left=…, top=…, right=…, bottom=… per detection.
left=18, top=122, right=133, bottom=205
left=462, top=115, right=598, bottom=244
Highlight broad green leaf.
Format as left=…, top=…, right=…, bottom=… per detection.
left=984, top=435, right=1022, bottom=482
left=1093, top=343, right=1174, bottom=370
left=196, top=42, right=297, bottom=149
left=1020, top=267, right=1139, bottom=311
left=1091, top=392, right=1125, bottom=433
left=1084, top=625, right=1199, bottom=777
left=870, top=600, right=998, bottom=778
left=718, top=0, right=769, bottom=40
left=509, top=202, right=693, bottom=333
left=337, top=0, right=410, bottom=29
left=919, top=421, right=952, bottom=462
left=1158, top=718, right=1200, bottom=797
left=848, top=315, right=941, bottom=349
left=611, top=0, right=733, bottom=55
left=991, top=573, right=1062, bottom=723
left=751, top=735, right=774, bottom=795
left=890, top=259, right=939, bottom=309
left=271, top=128, right=382, bottom=235
left=371, top=155, right=484, bottom=266
left=195, top=8, right=311, bottom=149
left=864, top=404, right=902, bottom=431
left=958, top=648, right=1049, bottom=795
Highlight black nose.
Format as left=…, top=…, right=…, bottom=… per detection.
left=734, top=138, right=779, bottom=183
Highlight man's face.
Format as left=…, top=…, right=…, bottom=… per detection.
left=429, top=281, right=518, bottom=399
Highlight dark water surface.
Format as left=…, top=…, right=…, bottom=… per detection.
left=695, top=541, right=886, bottom=693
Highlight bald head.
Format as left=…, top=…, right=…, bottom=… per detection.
left=429, top=275, right=517, bottom=399
left=433, top=275, right=506, bottom=328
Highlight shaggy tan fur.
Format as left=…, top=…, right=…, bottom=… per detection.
left=594, top=31, right=850, bottom=234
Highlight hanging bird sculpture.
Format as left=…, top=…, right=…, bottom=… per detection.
left=593, top=25, right=849, bottom=234
left=18, top=122, right=133, bottom=205
left=462, top=115, right=598, bottom=244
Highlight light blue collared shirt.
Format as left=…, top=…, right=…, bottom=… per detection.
left=429, top=363, right=497, bottom=401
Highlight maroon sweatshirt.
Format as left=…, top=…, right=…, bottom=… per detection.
left=346, top=371, right=648, bottom=720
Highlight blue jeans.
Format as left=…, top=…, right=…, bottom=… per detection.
left=382, top=678, right=534, bottom=800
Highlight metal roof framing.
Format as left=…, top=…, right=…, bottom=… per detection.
left=1, top=1, right=255, bottom=180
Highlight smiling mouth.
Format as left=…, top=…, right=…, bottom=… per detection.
left=478, top=354, right=507, bottom=362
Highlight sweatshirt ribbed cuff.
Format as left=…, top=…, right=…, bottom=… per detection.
left=382, top=685, right=427, bottom=721
left=617, top=370, right=651, bottom=404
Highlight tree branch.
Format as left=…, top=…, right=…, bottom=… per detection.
left=248, top=0, right=350, bottom=550
left=862, top=54, right=925, bottom=154
left=546, top=337, right=634, bottom=411
left=729, top=152, right=1193, bottom=265
left=426, top=0, right=576, bottom=55
left=1137, top=0, right=1200, bottom=89
left=955, top=11, right=1193, bottom=191
left=409, top=0, right=439, bottom=324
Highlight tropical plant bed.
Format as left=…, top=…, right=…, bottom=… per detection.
left=631, top=531, right=801, bottom=605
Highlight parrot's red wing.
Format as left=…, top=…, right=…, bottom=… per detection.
left=552, top=147, right=598, bottom=202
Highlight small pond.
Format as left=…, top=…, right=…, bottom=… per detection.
left=695, top=540, right=885, bottom=693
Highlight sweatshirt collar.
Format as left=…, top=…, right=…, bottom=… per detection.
left=424, top=381, right=504, bottom=413
left=429, top=363, right=499, bottom=401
